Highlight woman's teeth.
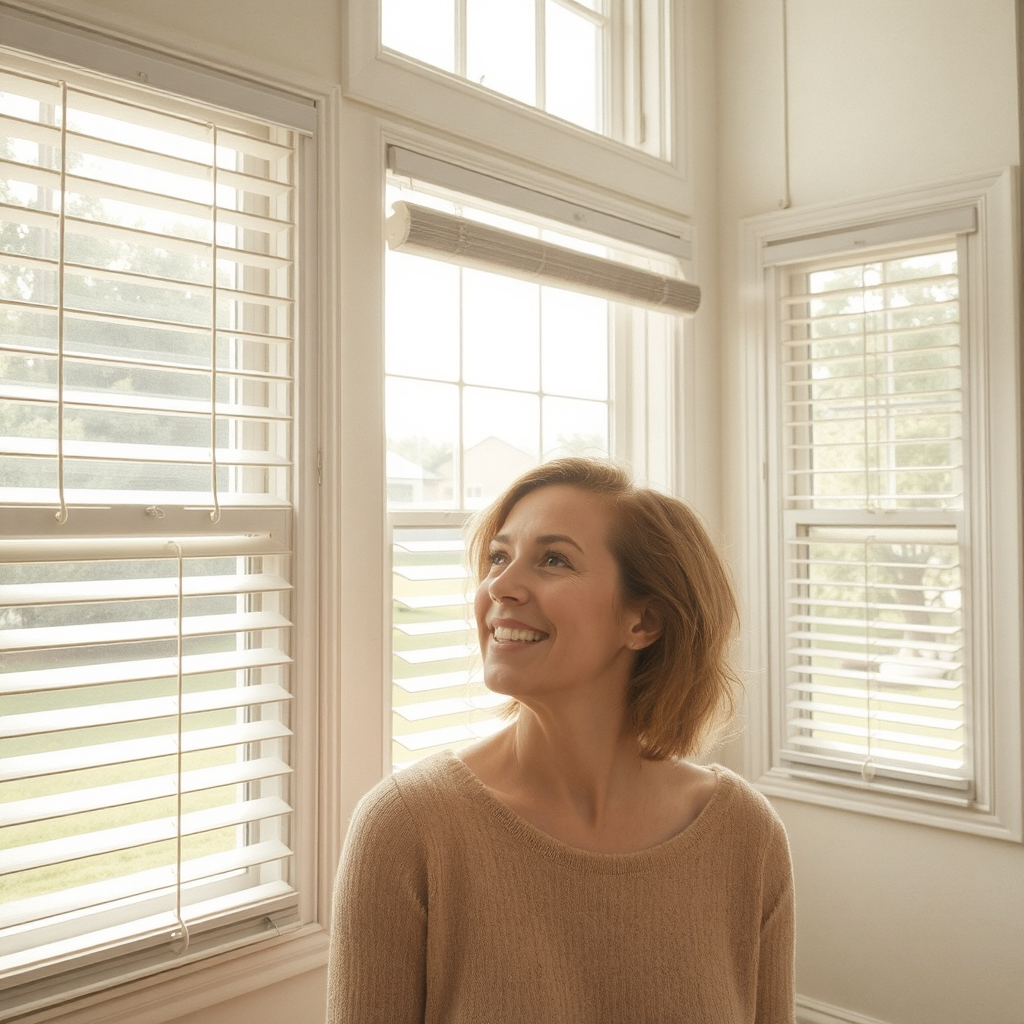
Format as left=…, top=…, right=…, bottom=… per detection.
left=493, top=626, right=545, bottom=643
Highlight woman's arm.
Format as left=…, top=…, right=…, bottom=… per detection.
left=325, top=781, right=428, bottom=1024
left=756, top=818, right=796, bottom=1024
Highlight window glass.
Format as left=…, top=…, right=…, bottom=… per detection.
left=382, top=0, right=609, bottom=137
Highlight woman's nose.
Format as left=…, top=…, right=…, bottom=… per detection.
left=487, top=559, right=528, bottom=603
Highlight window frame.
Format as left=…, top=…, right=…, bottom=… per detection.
left=739, top=168, right=1023, bottom=841
left=341, top=0, right=692, bottom=215
left=0, top=16, right=332, bottom=1024
left=379, top=141, right=692, bottom=772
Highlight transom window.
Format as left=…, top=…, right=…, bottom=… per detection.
left=380, top=0, right=669, bottom=154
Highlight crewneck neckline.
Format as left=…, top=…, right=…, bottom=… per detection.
left=427, top=749, right=735, bottom=875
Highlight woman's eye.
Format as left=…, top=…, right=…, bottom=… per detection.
left=542, top=552, right=571, bottom=568
left=487, top=550, right=509, bottom=567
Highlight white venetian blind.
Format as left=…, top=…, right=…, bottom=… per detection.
left=391, top=525, right=505, bottom=770
left=0, top=536, right=295, bottom=986
left=778, top=244, right=970, bottom=794
left=0, top=53, right=300, bottom=1004
left=0, top=62, right=295, bottom=514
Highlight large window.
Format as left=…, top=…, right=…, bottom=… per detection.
left=0, top=45, right=317, bottom=1013
left=742, top=171, right=1023, bottom=840
left=384, top=172, right=686, bottom=768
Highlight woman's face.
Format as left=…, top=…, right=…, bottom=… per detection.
left=474, top=484, right=644, bottom=704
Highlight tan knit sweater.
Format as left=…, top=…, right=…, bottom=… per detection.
left=326, top=751, right=795, bottom=1024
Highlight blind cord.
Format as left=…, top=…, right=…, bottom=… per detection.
left=54, top=81, right=69, bottom=525
left=861, top=534, right=877, bottom=783
left=779, top=0, right=792, bottom=210
left=168, top=540, right=191, bottom=956
left=209, top=123, right=222, bottom=525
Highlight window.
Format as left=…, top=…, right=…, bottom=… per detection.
left=383, top=0, right=612, bottom=138
left=381, top=0, right=667, bottom=151
left=343, top=0, right=686, bottom=212
left=0, top=43, right=318, bottom=1014
left=384, top=168, right=689, bottom=768
left=741, top=170, right=1023, bottom=840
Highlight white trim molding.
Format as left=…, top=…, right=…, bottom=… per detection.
left=740, top=168, right=1023, bottom=841
left=797, top=994, right=894, bottom=1024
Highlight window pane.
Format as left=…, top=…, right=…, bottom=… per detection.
left=542, top=395, right=609, bottom=460
left=385, top=248, right=460, bottom=382
left=386, top=376, right=459, bottom=509
left=462, top=269, right=540, bottom=392
left=545, top=1, right=602, bottom=132
left=463, top=387, right=540, bottom=507
left=541, top=287, right=608, bottom=399
left=466, top=0, right=536, bottom=106
left=382, top=0, right=456, bottom=73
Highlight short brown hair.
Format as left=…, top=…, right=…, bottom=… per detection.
left=467, top=457, right=740, bottom=760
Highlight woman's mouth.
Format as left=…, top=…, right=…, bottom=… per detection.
left=492, top=625, right=548, bottom=643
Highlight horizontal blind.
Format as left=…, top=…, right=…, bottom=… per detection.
left=781, top=249, right=962, bottom=510
left=391, top=527, right=505, bottom=771
left=0, top=535, right=295, bottom=983
left=779, top=245, right=969, bottom=792
left=0, top=65, right=295, bottom=512
left=782, top=527, right=966, bottom=788
left=0, top=52, right=301, bottom=1004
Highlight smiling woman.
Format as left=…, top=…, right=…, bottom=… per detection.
left=327, top=458, right=796, bottom=1024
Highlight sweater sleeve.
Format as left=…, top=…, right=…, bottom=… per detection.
left=325, top=779, right=428, bottom=1024
left=756, top=814, right=796, bottom=1024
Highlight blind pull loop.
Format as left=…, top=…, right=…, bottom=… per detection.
left=208, top=123, right=222, bottom=525
left=861, top=534, right=877, bottom=784
left=54, top=80, right=69, bottom=526
left=167, top=540, right=191, bottom=956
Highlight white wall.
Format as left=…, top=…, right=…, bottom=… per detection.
left=715, top=2, right=1023, bottom=1022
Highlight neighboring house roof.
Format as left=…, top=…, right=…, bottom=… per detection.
left=386, top=450, right=440, bottom=481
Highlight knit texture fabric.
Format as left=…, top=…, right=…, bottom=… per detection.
left=326, top=751, right=795, bottom=1024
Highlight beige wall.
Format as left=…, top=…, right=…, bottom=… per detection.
left=715, top=1, right=1023, bottom=1022
left=23, top=1, right=1022, bottom=1022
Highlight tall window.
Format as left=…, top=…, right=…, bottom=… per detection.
left=779, top=245, right=966, bottom=792
left=385, top=176, right=682, bottom=768
left=0, top=49, right=311, bottom=1011
left=743, top=172, right=1023, bottom=839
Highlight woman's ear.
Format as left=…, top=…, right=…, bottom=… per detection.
left=627, top=600, right=663, bottom=650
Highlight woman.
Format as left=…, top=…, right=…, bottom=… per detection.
left=327, top=458, right=795, bottom=1024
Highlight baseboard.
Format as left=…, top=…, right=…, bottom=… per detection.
left=797, top=994, right=894, bottom=1024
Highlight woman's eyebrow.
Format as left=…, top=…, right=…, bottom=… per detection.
left=491, top=532, right=584, bottom=554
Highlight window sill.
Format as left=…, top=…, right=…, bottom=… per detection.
left=754, top=766, right=1022, bottom=843
left=11, top=926, right=328, bottom=1024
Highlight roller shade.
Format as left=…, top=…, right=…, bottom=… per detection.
left=386, top=201, right=700, bottom=316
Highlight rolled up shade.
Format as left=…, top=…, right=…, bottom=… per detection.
left=386, top=201, right=701, bottom=316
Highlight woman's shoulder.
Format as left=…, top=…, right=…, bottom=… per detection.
left=349, top=751, right=467, bottom=836
left=708, top=764, right=790, bottom=845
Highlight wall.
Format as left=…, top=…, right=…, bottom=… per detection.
left=716, top=2, right=1023, bottom=1023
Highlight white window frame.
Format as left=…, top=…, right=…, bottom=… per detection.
left=380, top=161, right=692, bottom=769
left=0, top=10, right=335, bottom=1024
left=739, top=168, right=1023, bottom=841
left=341, top=0, right=692, bottom=214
